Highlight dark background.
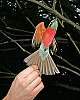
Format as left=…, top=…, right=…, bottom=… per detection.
left=0, top=0, right=80, bottom=100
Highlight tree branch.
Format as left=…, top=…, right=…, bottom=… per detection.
left=16, top=0, right=35, bottom=29
left=54, top=54, right=80, bottom=72
left=0, top=30, right=31, bottom=54
left=58, top=18, right=80, bottom=55
left=28, top=0, right=80, bottom=31
left=66, top=32, right=80, bottom=54
left=57, top=64, right=80, bottom=77
left=52, top=0, right=57, bottom=9
left=0, top=39, right=31, bottom=45
left=6, top=27, right=33, bottom=34
left=56, top=81, right=80, bottom=91
left=0, top=71, right=16, bottom=76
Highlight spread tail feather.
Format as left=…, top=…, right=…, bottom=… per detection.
left=24, top=50, right=60, bottom=75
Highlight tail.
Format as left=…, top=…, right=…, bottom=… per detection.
left=24, top=50, right=60, bottom=75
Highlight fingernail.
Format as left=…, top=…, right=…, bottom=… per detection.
left=32, top=65, right=39, bottom=70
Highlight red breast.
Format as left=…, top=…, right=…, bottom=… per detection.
left=42, top=27, right=56, bottom=48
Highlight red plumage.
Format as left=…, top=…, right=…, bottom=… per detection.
left=42, top=27, right=56, bottom=48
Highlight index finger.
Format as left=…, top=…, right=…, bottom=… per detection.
left=18, top=65, right=39, bottom=78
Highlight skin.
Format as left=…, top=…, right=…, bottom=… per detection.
left=3, top=65, right=44, bottom=100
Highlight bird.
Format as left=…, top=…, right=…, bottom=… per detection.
left=24, top=19, right=60, bottom=75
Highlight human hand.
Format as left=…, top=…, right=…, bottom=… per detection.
left=3, top=65, right=44, bottom=100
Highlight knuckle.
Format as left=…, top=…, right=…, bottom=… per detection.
left=35, top=71, right=38, bottom=76
left=38, top=77, right=41, bottom=82
left=15, top=75, right=20, bottom=81
left=30, top=92, right=35, bottom=97
left=25, top=87, right=31, bottom=94
left=34, top=70, right=39, bottom=76
left=16, top=75, right=24, bottom=85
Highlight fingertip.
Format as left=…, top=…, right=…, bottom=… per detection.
left=31, top=81, right=44, bottom=98
left=41, top=82, right=44, bottom=89
left=32, top=65, right=39, bottom=70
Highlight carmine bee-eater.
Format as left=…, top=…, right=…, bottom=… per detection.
left=24, top=19, right=60, bottom=75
